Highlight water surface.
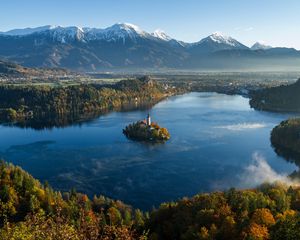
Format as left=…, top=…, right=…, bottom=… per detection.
left=0, top=92, right=297, bottom=209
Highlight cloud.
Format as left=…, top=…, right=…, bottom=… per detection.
left=239, top=152, right=299, bottom=188
left=215, top=123, right=266, bottom=131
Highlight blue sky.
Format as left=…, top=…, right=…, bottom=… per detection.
left=1, top=0, right=300, bottom=48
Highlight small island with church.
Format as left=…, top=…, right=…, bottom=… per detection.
left=123, top=113, right=170, bottom=142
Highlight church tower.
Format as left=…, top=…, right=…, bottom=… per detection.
left=146, top=113, right=151, bottom=126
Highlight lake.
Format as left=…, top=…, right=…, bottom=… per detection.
left=0, top=92, right=297, bottom=210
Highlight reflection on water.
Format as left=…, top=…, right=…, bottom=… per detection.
left=3, top=101, right=156, bottom=130
left=0, top=92, right=297, bottom=210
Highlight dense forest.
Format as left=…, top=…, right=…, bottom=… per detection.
left=271, top=118, right=300, bottom=164
left=0, top=77, right=177, bottom=125
left=2, top=161, right=300, bottom=239
left=0, top=161, right=147, bottom=240
left=250, top=78, right=300, bottom=112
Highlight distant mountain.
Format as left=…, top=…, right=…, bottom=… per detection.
left=251, top=42, right=272, bottom=50
left=151, top=29, right=172, bottom=41
left=84, top=23, right=152, bottom=43
left=151, top=29, right=188, bottom=48
left=0, top=25, right=56, bottom=36
left=264, top=47, right=300, bottom=56
left=189, top=32, right=249, bottom=54
left=0, top=23, right=154, bottom=43
left=0, top=23, right=300, bottom=71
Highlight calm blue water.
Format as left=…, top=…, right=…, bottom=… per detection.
left=0, top=92, right=297, bottom=210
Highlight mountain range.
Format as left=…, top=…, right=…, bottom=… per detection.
left=0, top=23, right=300, bottom=71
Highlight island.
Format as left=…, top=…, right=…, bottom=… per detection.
left=123, top=113, right=170, bottom=142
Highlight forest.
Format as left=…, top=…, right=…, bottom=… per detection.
left=0, top=77, right=177, bottom=123
left=2, top=161, right=300, bottom=239
left=250, top=78, right=300, bottom=112
left=271, top=118, right=300, bottom=164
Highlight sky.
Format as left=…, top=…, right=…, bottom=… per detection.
left=0, top=0, right=300, bottom=49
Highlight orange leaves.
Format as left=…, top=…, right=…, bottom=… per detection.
left=243, top=208, right=276, bottom=240
left=247, top=223, right=269, bottom=240
left=81, top=194, right=89, bottom=203
left=276, top=209, right=296, bottom=220
left=251, top=208, right=275, bottom=227
left=241, top=208, right=276, bottom=240
left=151, top=122, right=160, bottom=129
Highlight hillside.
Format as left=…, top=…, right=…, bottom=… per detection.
left=0, top=59, right=81, bottom=83
left=1, top=161, right=300, bottom=239
left=271, top=118, right=300, bottom=163
left=0, top=161, right=147, bottom=239
left=250, top=79, right=300, bottom=112
left=0, top=59, right=70, bottom=76
left=0, top=77, right=179, bottom=127
left=0, top=60, right=36, bottom=75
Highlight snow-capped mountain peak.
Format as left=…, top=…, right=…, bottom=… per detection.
left=85, top=23, right=149, bottom=43
left=0, top=24, right=248, bottom=49
left=251, top=41, right=272, bottom=50
left=114, top=23, right=143, bottom=34
left=0, top=25, right=86, bottom=43
left=152, top=29, right=172, bottom=41
left=0, top=23, right=150, bottom=43
left=190, top=31, right=249, bottom=53
left=44, top=26, right=85, bottom=43
left=210, top=31, right=226, bottom=38
left=207, top=32, right=238, bottom=47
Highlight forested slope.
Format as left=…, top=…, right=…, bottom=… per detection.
left=0, top=77, right=175, bottom=123
left=1, top=161, right=300, bottom=239
left=250, top=78, right=300, bottom=112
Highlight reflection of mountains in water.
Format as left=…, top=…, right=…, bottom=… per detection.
left=3, top=101, right=156, bottom=130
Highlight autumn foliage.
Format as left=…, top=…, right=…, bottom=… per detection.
left=2, top=161, right=300, bottom=239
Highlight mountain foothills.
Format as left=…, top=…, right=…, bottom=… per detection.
left=0, top=59, right=81, bottom=82
left=0, top=23, right=300, bottom=71
left=2, top=161, right=300, bottom=240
